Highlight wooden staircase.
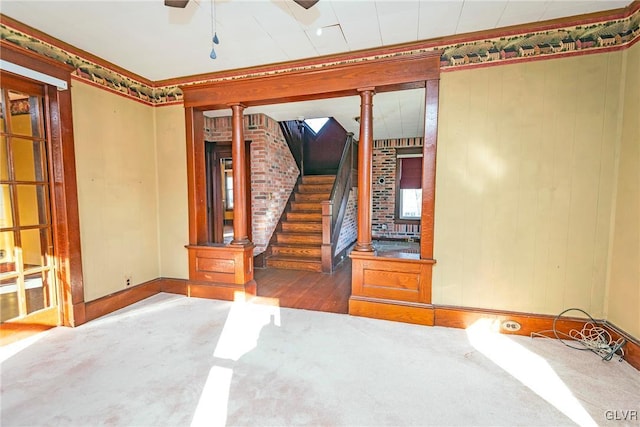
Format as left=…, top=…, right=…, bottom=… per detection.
left=266, top=175, right=335, bottom=272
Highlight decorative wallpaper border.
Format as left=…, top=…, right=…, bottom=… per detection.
left=1, top=3, right=638, bottom=107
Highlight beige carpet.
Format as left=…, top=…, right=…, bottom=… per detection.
left=1, top=293, right=638, bottom=426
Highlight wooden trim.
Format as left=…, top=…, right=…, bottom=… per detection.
left=159, top=277, right=256, bottom=302
left=420, top=79, right=439, bottom=260
left=185, top=107, right=206, bottom=245
left=434, top=305, right=640, bottom=370
left=3, top=2, right=638, bottom=105
left=0, top=40, right=74, bottom=80
left=181, top=53, right=439, bottom=110
left=0, top=15, right=154, bottom=87
left=159, top=1, right=638, bottom=87
left=394, top=148, right=424, bottom=222
left=1, top=40, right=86, bottom=327
left=603, top=322, right=640, bottom=371
left=349, top=297, right=435, bottom=326
left=83, top=279, right=163, bottom=323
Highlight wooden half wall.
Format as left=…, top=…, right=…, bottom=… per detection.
left=180, top=49, right=442, bottom=301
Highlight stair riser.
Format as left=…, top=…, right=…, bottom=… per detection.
left=271, top=246, right=322, bottom=258
left=295, top=193, right=329, bottom=202
left=286, top=212, right=322, bottom=222
left=266, top=259, right=322, bottom=272
left=291, top=202, right=321, bottom=212
left=282, top=222, right=322, bottom=233
left=302, top=176, right=335, bottom=185
left=298, top=184, right=333, bottom=193
left=277, top=234, right=322, bottom=245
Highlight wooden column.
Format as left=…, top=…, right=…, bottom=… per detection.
left=354, top=88, right=375, bottom=252
left=229, top=103, right=250, bottom=246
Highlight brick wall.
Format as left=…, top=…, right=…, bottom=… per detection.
left=204, top=114, right=299, bottom=255
left=335, top=187, right=358, bottom=255
left=372, top=138, right=423, bottom=240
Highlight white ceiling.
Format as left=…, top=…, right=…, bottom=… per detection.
left=1, top=0, right=632, bottom=139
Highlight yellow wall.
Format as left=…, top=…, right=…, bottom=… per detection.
left=65, top=46, right=637, bottom=334
left=606, top=42, right=640, bottom=337
left=433, top=52, right=625, bottom=318
left=71, top=81, right=160, bottom=301
left=154, top=105, right=188, bottom=279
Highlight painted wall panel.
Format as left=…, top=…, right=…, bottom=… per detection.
left=154, top=105, right=189, bottom=279
left=607, top=42, right=640, bottom=337
left=433, top=52, right=624, bottom=318
left=71, top=81, right=160, bottom=301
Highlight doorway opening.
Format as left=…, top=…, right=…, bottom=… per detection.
left=205, top=140, right=251, bottom=244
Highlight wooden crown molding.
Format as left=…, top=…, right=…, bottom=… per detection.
left=2, top=3, right=638, bottom=106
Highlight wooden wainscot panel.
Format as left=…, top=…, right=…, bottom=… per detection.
left=352, top=254, right=434, bottom=303
left=362, top=263, right=421, bottom=302
left=349, top=252, right=435, bottom=325
left=186, top=244, right=256, bottom=301
left=196, top=256, right=235, bottom=276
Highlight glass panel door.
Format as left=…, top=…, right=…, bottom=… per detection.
left=0, top=84, right=58, bottom=325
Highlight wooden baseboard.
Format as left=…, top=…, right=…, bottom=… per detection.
left=52, top=275, right=640, bottom=372
left=78, top=276, right=258, bottom=325
left=254, top=252, right=267, bottom=269
left=83, top=279, right=162, bottom=323
left=434, top=305, right=640, bottom=371
left=603, top=322, right=640, bottom=371
left=349, top=296, right=434, bottom=326
left=160, top=277, right=256, bottom=301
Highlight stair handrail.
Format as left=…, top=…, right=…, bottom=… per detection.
left=321, top=133, right=357, bottom=272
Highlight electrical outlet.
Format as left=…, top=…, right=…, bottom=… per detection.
left=0, top=249, right=5, bottom=258
left=125, top=275, right=132, bottom=287
left=501, top=320, right=521, bottom=332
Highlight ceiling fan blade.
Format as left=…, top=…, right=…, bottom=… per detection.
left=164, top=0, right=189, bottom=8
left=293, top=0, right=320, bottom=9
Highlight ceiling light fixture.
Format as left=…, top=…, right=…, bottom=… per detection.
left=210, top=0, right=220, bottom=59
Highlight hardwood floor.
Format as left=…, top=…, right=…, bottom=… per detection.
left=254, top=257, right=351, bottom=314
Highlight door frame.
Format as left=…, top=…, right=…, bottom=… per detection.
left=0, top=41, right=85, bottom=327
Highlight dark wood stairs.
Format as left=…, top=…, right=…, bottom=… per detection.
left=266, top=175, right=335, bottom=272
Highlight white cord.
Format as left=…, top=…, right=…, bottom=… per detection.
left=531, top=308, right=626, bottom=362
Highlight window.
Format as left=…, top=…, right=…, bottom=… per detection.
left=395, top=149, right=423, bottom=221
left=304, top=117, right=329, bottom=134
